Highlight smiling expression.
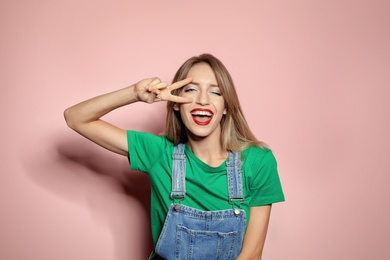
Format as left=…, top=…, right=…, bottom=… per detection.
left=174, top=63, right=226, bottom=140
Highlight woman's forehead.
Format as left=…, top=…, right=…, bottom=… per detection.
left=187, top=63, right=218, bottom=85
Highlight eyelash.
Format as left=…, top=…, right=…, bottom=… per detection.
left=184, top=88, right=196, bottom=92
left=184, top=88, right=222, bottom=96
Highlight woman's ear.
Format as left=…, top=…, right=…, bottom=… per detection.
left=223, top=107, right=227, bottom=115
left=173, top=103, right=180, bottom=111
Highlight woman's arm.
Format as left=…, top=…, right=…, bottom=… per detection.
left=236, top=205, right=272, bottom=260
left=64, top=77, right=192, bottom=156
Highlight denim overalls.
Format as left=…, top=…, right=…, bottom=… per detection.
left=154, top=144, right=247, bottom=260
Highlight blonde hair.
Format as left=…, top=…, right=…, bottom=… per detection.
left=165, top=53, right=267, bottom=151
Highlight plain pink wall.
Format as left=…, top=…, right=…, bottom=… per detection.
left=1, top=0, right=389, bottom=259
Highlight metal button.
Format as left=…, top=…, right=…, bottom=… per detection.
left=234, top=208, right=240, bottom=216
left=174, top=204, right=180, bottom=212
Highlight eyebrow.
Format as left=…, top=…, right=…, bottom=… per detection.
left=188, top=82, right=219, bottom=88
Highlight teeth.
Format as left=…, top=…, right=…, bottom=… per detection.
left=191, top=111, right=213, bottom=116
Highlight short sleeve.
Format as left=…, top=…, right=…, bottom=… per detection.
left=127, top=130, right=167, bottom=173
left=245, top=148, right=285, bottom=206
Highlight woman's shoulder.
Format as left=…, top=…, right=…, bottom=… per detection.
left=242, top=145, right=273, bottom=158
left=241, top=145, right=276, bottom=167
left=127, top=130, right=174, bottom=149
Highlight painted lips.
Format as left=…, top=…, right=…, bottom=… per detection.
left=190, top=108, right=214, bottom=126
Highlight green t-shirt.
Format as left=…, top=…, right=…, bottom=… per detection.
left=127, top=130, right=284, bottom=245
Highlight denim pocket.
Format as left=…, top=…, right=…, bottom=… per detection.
left=155, top=205, right=246, bottom=260
left=175, top=225, right=238, bottom=260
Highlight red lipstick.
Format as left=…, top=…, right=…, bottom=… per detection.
left=190, top=108, right=213, bottom=126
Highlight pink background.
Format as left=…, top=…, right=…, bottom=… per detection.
left=1, top=0, right=389, bottom=259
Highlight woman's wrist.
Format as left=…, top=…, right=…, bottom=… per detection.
left=125, top=84, right=139, bottom=103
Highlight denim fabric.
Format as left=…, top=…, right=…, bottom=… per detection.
left=226, top=150, right=244, bottom=203
left=155, top=144, right=246, bottom=260
left=170, top=144, right=186, bottom=199
left=155, top=204, right=246, bottom=260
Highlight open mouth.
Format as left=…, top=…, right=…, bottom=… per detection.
left=190, top=108, right=213, bottom=126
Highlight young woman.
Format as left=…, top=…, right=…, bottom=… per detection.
left=64, top=54, right=284, bottom=260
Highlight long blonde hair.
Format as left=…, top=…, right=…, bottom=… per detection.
left=165, top=53, right=267, bottom=151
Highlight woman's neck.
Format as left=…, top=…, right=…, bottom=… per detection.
left=186, top=136, right=228, bottom=167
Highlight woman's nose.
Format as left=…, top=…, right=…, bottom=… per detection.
left=196, top=91, right=210, bottom=106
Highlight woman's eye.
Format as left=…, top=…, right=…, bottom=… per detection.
left=212, top=91, right=222, bottom=96
left=184, top=88, right=196, bottom=92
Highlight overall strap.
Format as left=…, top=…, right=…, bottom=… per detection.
left=226, top=151, right=244, bottom=205
left=170, top=143, right=186, bottom=199
left=170, top=144, right=244, bottom=205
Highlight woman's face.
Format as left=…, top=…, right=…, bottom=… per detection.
left=174, top=63, right=226, bottom=141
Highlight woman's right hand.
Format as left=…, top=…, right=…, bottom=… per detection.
left=135, top=77, right=193, bottom=104
left=64, top=77, right=193, bottom=156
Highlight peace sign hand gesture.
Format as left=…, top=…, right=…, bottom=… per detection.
left=135, top=77, right=193, bottom=104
